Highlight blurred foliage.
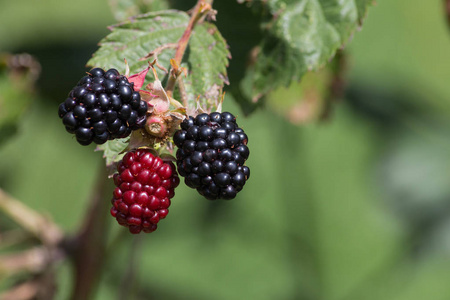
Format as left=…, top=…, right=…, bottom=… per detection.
left=108, top=0, right=170, bottom=21
left=265, top=52, right=345, bottom=124
left=235, top=0, right=373, bottom=107
left=1, top=0, right=450, bottom=299
left=0, top=53, right=39, bottom=146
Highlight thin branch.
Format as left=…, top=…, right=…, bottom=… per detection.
left=0, top=246, right=63, bottom=276
left=0, top=229, right=32, bottom=249
left=173, top=2, right=207, bottom=65
left=0, top=190, right=63, bottom=300
left=118, top=235, right=144, bottom=300
left=0, top=279, right=40, bottom=300
left=165, top=0, right=213, bottom=98
left=0, top=189, right=63, bottom=247
left=0, top=270, right=57, bottom=300
left=67, top=165, right=112, bottom=300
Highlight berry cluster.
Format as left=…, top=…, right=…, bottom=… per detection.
left=58, top=68, right=148, bottom=145
left=110, top=149, right=180, bottom=234
left=174, top=112, right=250, bottom=200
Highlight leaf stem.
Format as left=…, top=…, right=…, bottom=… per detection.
left=165, top=0, right=213, bottom=98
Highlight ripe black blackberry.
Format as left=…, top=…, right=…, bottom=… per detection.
left=58, top=67, right=148, bottom=145
left=174, top=112, right=250, bottom=200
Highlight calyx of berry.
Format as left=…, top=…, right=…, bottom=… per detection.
left=128, top=64, right=185, bottom=147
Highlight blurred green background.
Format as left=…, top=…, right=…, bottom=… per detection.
left=1, top=0, right=450, bottom=299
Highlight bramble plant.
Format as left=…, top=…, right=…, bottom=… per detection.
left=58, top=0, right=255, bottom=233
left=56, top=0, right=372, bottom=234
left=0, top=0, right=380, bottom=298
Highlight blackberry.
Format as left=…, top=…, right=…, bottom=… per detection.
left=110, top=149, right=180, bottom=234
left=58, top=67, right=148, bottom=145
left=174, top=112, right=250, bottom=200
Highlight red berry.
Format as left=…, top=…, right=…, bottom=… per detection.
left=121, top=169, right=134, bottom=182
left=110, top=207, right=118, bottom=217
left=157, top=164, right=172, bottom=179
left=130, top=181, right=142, bottom=192
left=113, top=187, right=122, bottom=199
left=159, top=209, right=169, bottom=218
left=110, top=149, right=179, bottom=234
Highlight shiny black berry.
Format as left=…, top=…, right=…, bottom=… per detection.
left=174, top=112, right=250, bottom=200
left=89, top=68, right=105, bottom=77
left=58, top=67, right=149, bottom=146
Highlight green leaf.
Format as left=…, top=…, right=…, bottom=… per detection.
left=181, top=21, right=230, bottom=111
left=87, top=10, right=230, bottom=111
left=108, top=0, right=170, bottom=21
left=237, top=0, right=373, bottom=104
left=87, top=11, right=185, bottom=77
left=96, top=137, right=129, bottom=168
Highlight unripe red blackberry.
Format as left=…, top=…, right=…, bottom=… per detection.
left=58, top=68, right=148, bottom=145
left=110, top=149, right=180, bottom=234
left=174, top=112, right=250, bottom=200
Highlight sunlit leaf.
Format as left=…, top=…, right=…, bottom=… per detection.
left=87, top=10, right=229, bottom=112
